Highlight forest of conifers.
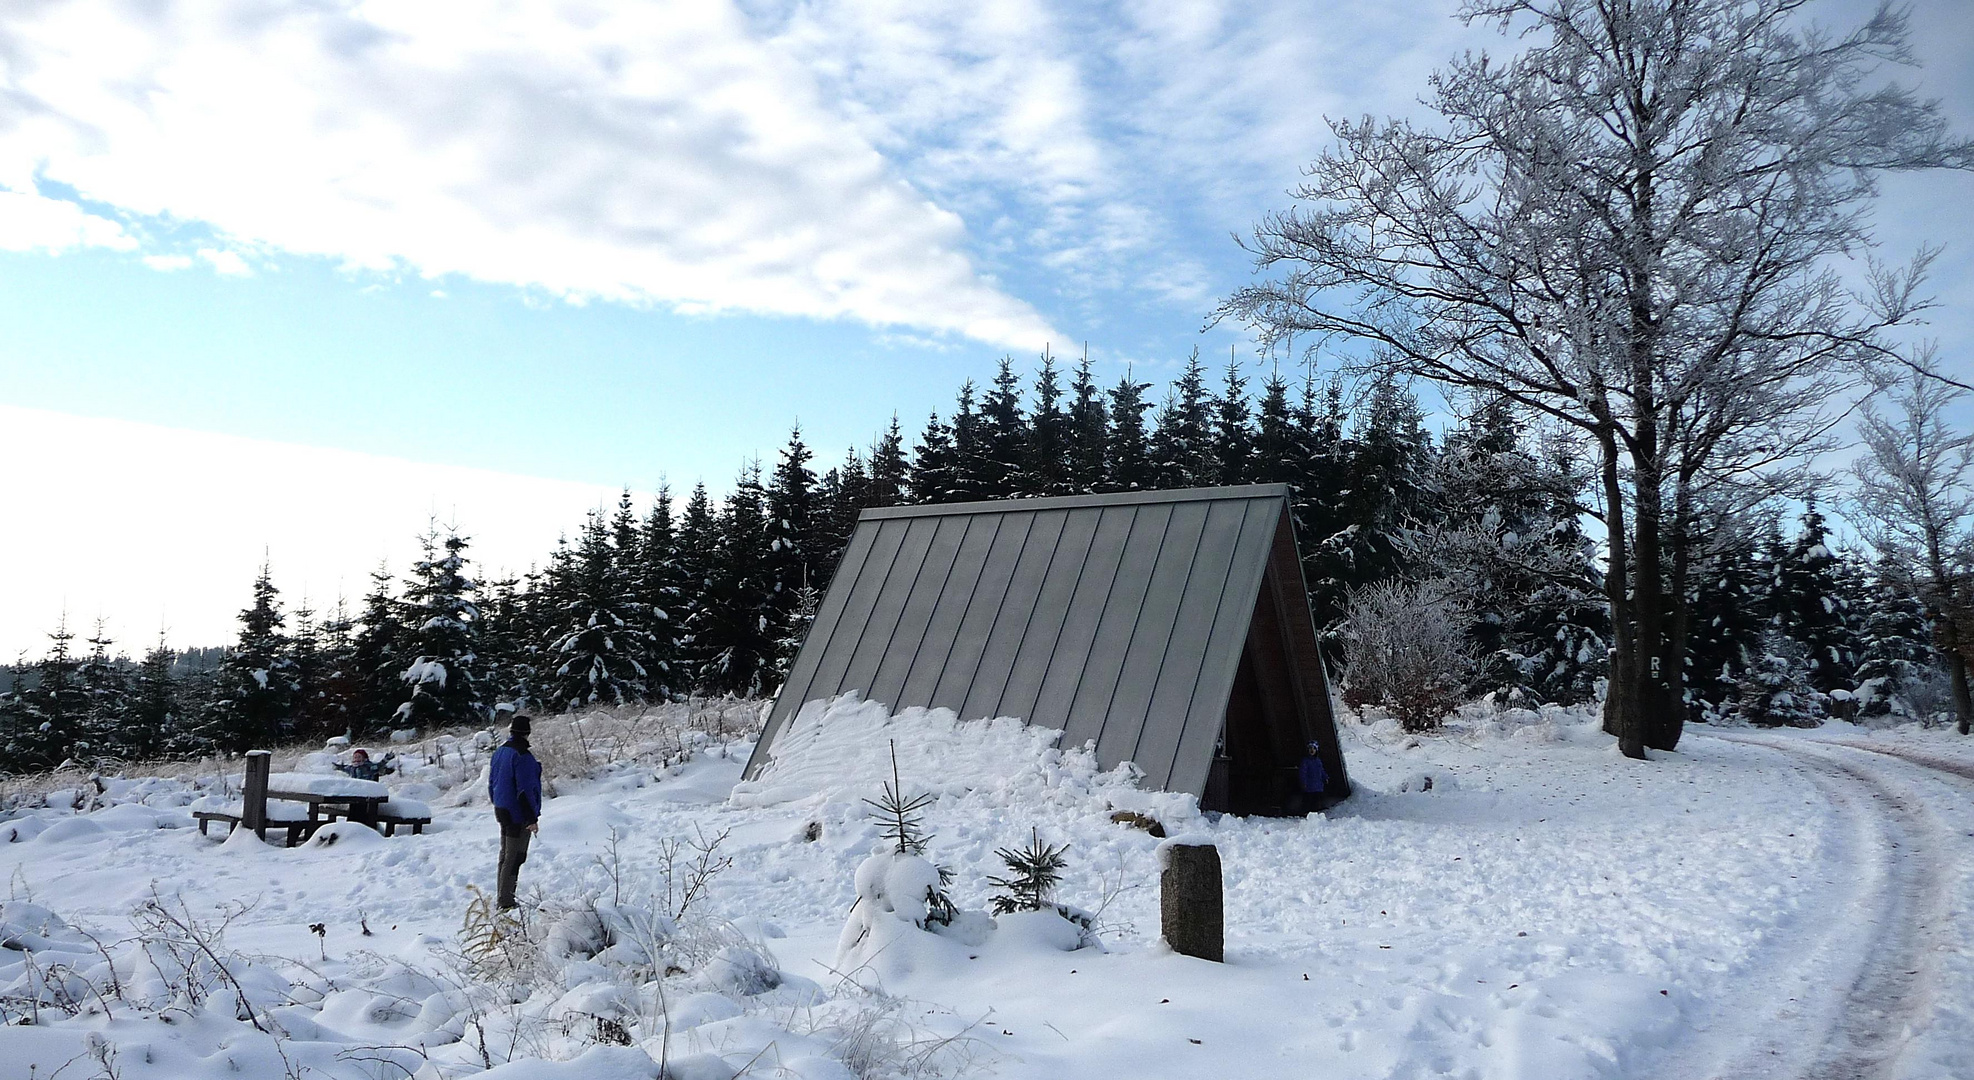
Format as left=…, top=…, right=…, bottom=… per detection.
left=0, top=351, right=1937, bottom=771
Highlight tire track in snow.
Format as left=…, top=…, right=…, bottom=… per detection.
left=1685, top=734, right=1956, bottom=1080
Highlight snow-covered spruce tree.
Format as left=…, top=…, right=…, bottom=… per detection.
left=474, top=573, right=533, bottom=710
left=1770, top=505, right=1860, bottom=697
left=1103, top=371, right=1153, bottom=493
left=869, top=415, right=911, bottom=510
left=635, top=484, right=684, bottom=702
left=948, top=380, right=989, bottom=503
left=1849, top=363, right=1974, bottom=734
left=1731, top=632, right=1825, bottom=728
left=7, top=617, right=87, bottom=766
left=1065, top=355, right=1109, bottom=495
left=765, top=426, right=819, bottom=661
left=812, top=451, right=862, bottom=567
left=1212, top=358, right=1254, bottom=487
left=1302, top=374, right=1437, bottom=638
left=672, top=482, right=721, bottom=688
left=1150, top=349, right=1214, bottom=489
left=1276, top=372, right=1354, bottom=631
left=348, top=565, right=408, bottom=733
left=1853, top=559, right=1938, bottom=721
left=545, top=509, right=649, bottom=711
left=691, top=465, right=777, bottom=698
left=1411, top=398, right=1604, bottom=704
left=396, top=526, right=490, bottom=730
left=773, top=582, right=821, bottom=682
left=1022, top=352, right=1072, bottom=497
left=1221, top=0, right=1971, bottom=758
left=286, top=601, right=333, bottom=740
left=1684, top=513, right=1772, bottom=723
left=976, top=358, right=1028, bottom=500
left=205, top=564, right=300, bottom=750
left=125, top=636, right=184, bottom=759
left=75, top=620, right=129, bottom=760
left=908, top=410, right=957, bottom=504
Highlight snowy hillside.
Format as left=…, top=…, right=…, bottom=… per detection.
left=2, top=700, right=1972, bottom=1079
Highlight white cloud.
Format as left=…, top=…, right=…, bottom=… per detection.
left=0, top=185, right=134, bottom=253
left=141, top=253, right=193, bottom=271
left=0, top=405, right=636, bottom=658
left=0, top=0, right=1057, bottom=348
left=197, top=247, right=253, bottom=276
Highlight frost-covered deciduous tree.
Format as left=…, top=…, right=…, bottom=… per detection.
left=1221, top=0, right=1971, bottom=757
left=1342, top=579, right=1479, bottom=732
left=1850, top=364, right=1974, bottom=733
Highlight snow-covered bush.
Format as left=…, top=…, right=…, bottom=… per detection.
left=1343, top=579, right=1479, bottom=732
left=1731, top=633, right=1827, bottom=728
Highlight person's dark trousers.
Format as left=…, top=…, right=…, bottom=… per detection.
left=495, top=808, right=531, bottom=909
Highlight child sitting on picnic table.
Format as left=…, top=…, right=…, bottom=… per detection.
left=334, top=747, right=397, bottom=782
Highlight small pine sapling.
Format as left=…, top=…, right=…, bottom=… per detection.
left=863, top=742, right=934, bottom=855
left=988, top=828, right=1070, bottom=915
left=855, top=742, right=956, bottom=927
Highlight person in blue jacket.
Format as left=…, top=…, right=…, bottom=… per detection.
left=1296, top=741, right=1329, bottom=814
left=488, top=715, right=543, bottom=910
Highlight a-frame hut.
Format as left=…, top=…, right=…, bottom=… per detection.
left=742, top=484, right=1350, bottom=813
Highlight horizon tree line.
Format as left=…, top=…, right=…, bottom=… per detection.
left=2, top=344, right=1963, bottom=773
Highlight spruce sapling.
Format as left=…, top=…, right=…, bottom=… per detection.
left=862, top=742, right=934, bottom=855
left=988, top=828, right=1070, bottom=915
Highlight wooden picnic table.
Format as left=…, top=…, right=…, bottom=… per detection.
left=201, top=756, right=427, bottom=846
left=264, top=772, right=390, bottom=827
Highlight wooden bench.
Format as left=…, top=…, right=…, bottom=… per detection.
left=318, top=799, right=432, bottom=836
left=192, top=806, right=321, bottom=847
left=377, top=810, right=432, bottom=836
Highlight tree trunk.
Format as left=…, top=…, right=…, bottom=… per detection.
left=1628, top=462, right=1678, bottom=756
left=1951, top=651, right=1973, bottom=736
left=1598, top=426, right=1634, bottom=748
left=1655, top=475, right=1694, bottom=751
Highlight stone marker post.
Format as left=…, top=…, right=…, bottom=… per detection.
left=243, top=750, right=271, bottom=839
left=1160, top=841, right=1223, bottom=962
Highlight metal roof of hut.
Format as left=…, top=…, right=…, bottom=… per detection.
left=742, top=484, right=1350, bottom=813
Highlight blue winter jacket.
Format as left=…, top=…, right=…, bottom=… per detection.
left=489, top=741, right=543, bottom=826
left=1298, top=753, right=1329, bottom=795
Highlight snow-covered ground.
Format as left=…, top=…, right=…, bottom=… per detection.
left=2, top=699, right=1971, bottom=1080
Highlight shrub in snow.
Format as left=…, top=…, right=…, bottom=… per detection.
left=699, top=943, right=783, bottom=997
left=1342, top=579, right=1479, bottom=732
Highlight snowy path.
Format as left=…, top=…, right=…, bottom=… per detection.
left=1680, top=733, right=1974, bottom=1080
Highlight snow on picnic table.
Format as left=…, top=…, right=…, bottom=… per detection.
left=0, top=699, right=1963, bottom=1079
left=262, top=771, right=390, bottom=798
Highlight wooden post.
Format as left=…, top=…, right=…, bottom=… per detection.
left=1161, top=842, right=1223, bottom=962
left=242, top=751, right=271, bottom=840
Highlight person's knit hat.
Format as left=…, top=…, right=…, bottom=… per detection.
left=510, top=715, right=532, bottom=738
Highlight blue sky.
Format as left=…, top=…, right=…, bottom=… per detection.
left=1, top=0, right=1971, bottom=654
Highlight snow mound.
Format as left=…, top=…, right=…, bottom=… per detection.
left=731, top=691, right=1100, bottom=809
left=308, top=821, right=387, bottom=849
left=379, top=797, right=431, bottom=818
left=32, top=816, right=110, bottom=845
